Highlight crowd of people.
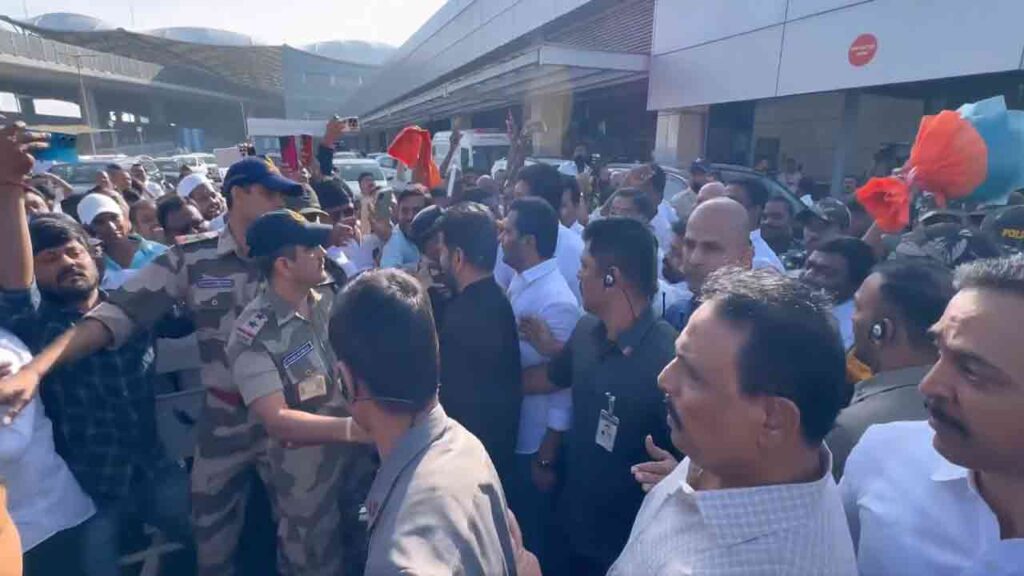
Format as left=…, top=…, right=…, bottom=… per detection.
left=0, top=111, right=1022, bottom=576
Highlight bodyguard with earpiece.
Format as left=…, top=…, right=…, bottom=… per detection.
left=826, top=259, right=955, bottom=477
left=542, top=217, right=679, bottom=574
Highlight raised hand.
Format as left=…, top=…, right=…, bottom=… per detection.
left=631, top=434, right=678, bottom=492
left=0, top=122, right=48, bottom=191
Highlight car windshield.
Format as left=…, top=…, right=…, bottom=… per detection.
left=49, top=163, right=111, bottom=185
left=156, top=160, right=181, bottom=172
left=470, top=145, right=509, bottom=173
left=335, top=163, right=384, bottom=182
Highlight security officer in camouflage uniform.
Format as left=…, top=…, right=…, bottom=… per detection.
left=4, top=157, right=350, bottom=575
left=225, top=209, right=375, bottom=575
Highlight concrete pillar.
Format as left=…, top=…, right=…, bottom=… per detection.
left=149, top=98, right=167, bottom=125
left=653, top=106, right=708, bottom=167
left=830, top=90, right=861, bottom=197
left=527, top=93, right=572, bottom=157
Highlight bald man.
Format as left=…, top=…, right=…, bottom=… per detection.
left=695, top=181, right=727, bottom=205
left=665, top=198, right=753, bottom=330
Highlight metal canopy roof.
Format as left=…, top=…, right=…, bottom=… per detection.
left=0, top=16, right=373, bottom=96
left=1, top=15, right=282, bottom=94
left=361, top=44, right=649, bottom=128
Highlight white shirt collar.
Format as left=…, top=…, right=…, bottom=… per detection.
left=930, top=455, right=971, bottom=483
left=517, top=258, right=560, bottom=286
left=667, top=448, right=836, bottom=546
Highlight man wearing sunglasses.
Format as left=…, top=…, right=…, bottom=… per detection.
left=328, top=269, right=538, bottom=575
left=225, top=209, right=374, bottom=576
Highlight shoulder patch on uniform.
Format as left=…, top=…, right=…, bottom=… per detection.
left=175, top=230, right=220, bottom=246
left=235, top=311, right=269, bottom=346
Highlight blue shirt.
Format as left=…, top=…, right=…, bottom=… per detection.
left=380, top=229, right=420, bottom=269
left=103, top=235, right=167, bottom=273
left=101, top=236, right=168, bottom=290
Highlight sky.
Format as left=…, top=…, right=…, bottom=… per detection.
left=1, top=0, right=447, bottom=46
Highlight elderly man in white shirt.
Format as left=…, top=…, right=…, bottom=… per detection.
left=500, top=197, right=581, bottom=569
left=614, top=268, right=857, bottom=575
left=840, top=256, right=1024, bottom=576
left=0, top=328, right=95, bottom=572
left=495, top=163, right=584, bottom=303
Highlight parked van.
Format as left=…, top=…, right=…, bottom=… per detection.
left=432, top=130, right=510, bottom=175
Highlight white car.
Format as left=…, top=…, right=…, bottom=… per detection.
left=332, top=158, right=388, bottom=199
left=173, top=153, right=220, bottom=182
left=372, top=154, right=402, bottom=181
left=490, top=156, right=564, bottom=179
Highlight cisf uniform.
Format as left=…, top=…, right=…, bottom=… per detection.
left=86, top=156, right=313, bottom=576
left=226, top=284, right=376, bottom=575
left=88, top=228, right=268, bottom=575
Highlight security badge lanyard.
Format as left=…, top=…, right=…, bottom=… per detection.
left=596, top=391, right=619, bottom=452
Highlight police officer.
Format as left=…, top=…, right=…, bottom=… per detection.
left=0, top=156, right=359, bottom=575
left=226, top=209, right=374, bottom=575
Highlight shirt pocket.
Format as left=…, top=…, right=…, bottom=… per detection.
left=277, top=342, right=333, bottom=412
left=190, top=287, right=236, bottom=331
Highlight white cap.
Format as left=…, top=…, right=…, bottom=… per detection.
left=77, top=193, right=123, bottom=226
left=177, top=174, right=212, bottom=199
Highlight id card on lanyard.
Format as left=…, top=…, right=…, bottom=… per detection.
left=595, top=392, right=619, bottom=452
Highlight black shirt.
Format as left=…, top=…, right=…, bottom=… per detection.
left=438, top=276, right=522, bottom=483
left=550, top=307, right=677, bottom=565
left=0, top=287, right=162, bottom=502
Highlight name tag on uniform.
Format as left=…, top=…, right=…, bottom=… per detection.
left=282, top=341, right=314, bottom=369
left=596, top=410, right=619, bottom=452
left=298, top=373, right=327, bottom=401
left=195, top=276, right=235, bottom=289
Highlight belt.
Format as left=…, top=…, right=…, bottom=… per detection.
left=208, top=387, right=244, bottom=407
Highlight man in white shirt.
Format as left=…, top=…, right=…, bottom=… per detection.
left=500, top=197, right=581, bottom=569
left=557, top=174, right=585, bottom=237
left=781, top=158, right=803, bottom=191
left=0, top=328, right=95, bottom=574
left=612, top=268, right=857, bottom=575
left=803, top=237, right=877, bottom=350
left=495, top=164, right=584, bottom=303
left=841, top=255, right=1024, bottom=576
left=725, top=178, right=785, bottom=272
left=130, top=163, right=164, bottom=200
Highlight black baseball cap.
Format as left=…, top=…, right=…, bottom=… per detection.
left=246, top=209, right=332, bottom=258
left=286, top=184, right=328, bottom=219
left=223, top=157, right=303, bottom=196
left=982, top=205, right=1024, bottom=253
left=690, top=158, right=711, bottom=174
left=797, top=198, right=851, bottom=230
left=409, top=205, right=446, bottom=250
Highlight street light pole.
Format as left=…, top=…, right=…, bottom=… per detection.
left=71, top=53, right=98, bottom=154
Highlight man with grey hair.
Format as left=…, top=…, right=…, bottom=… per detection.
left=841, top=255, right=1024, bottom=575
